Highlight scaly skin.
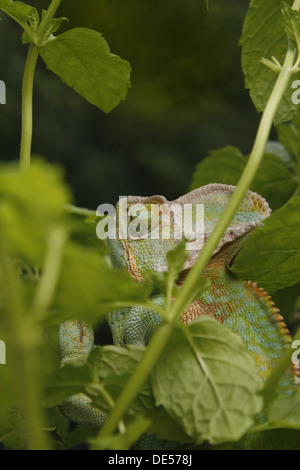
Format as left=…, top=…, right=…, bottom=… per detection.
left=58, top=184, right=297, bottom=435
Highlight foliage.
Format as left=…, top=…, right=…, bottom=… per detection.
left=39, top=28, right=131, bottom=113
left=0, top=0, right=300, bottom=452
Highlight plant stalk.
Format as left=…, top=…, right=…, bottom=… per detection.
left=92, top=323, right=173, bottom=444
left=36, top=0, right=62, bottom=45
left=8, top=0, right=65, bottom=448
left=169, top=51, right=296, bottom=324
left=19, top=44, right=39, bottom=171
left=19, top=0, right=62, bottom=170
left=0, top=240, right=49, bottom=449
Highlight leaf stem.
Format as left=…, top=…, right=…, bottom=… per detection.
left=19, top=0, right=62, bottom=171
left=19, top=44, right=39, bottom=171
left=7, top=0, right=65, bottom=448
left=0, top=240, right=50, bottom=449
left=32, top=228, right=66, bottom=319
left=36, top=0, right=62, bottom=45
left=65, top=204, right=97, bottom=218
left=291, top=183, right=300, bottom=199
left=92, top=323, right=173, bottom=444
left=169, top=47, right=296, bottom=324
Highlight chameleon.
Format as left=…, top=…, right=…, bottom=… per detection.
left=58, top=183, right=298, bottom=440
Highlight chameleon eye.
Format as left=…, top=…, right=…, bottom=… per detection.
left=127, top=202, right=165, bottom=240
left=128, top=204, right=152, bottom=239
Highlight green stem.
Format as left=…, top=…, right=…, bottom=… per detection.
left=169, top=49, right=296, bottom=324
left=95, top=17, right=300, bottom=443
left=248, top=422, right=300, bottom=435
left=20, top=44, right=39, bottom=171
left=291, top=183, right=300, bottom=199
left=0, top=240, right=50, bottom=449
left=36, top=0, right=62, bottom=45
left=32, top=228, right=66, bottom=319
left=65, top=204, right=97, bottom=218
left=19, top=0, right=62, bottom=170
left=8, top=0, right=65, bottom=448
left=93, top=323, right=173, bottom=443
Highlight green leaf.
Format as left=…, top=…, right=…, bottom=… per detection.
left=41, top=9, right=69, bottom=35
left=235, top=391, right=300, bottom=449
left=166, top=240, right=189, bottom=282
left=272, top=282, right=300, bottom=324
left=146, top=405, right=193, bottom=445
left=0, top=409, right=25, bottom=450
left=240, top=0, right=296, bottom=124
left=87, top=345, right=154, bottom=414
left=43, top=406, right=69, bottom=449
left=68, top=211, right=108, bottom=255
left=52, top=242, right=152, bottom=324
left=39, top=27, right=131, bottom=113
left=292, top=112, right=300, bottom=133
left=265, top=140, right=295, bottom=168
left=190, top=146, right=245, bottom=189
left=86, top=346, right=191, bottom=445
left=63, top=425, right=98, bottom=450
left=248, top=153, right=298, bottom=210
left=0, top=0, right=38, bottom=35
left=151, top=240, right=188, bottom=298
left=22, top=13, right=68, bottom=45
left=151, top=241, right=209, bottom=304
left=44, top=345, right=150, bottom=410
left=49, top=16, right=68, bottom=35
left=276, top=121, right=300, bottom=164
left=267, top=390, right=300, bottom=430
left=151, top=317, right=263, bottom=445
left=0, top=160, right=71, bottom=266
left=231, top=196, right=300, bottom=293
left=0, top=362, right=24, bottom=449
left=282, top=3, right=300, bottom=54
left=89, top=345, right=145, bottom=381
left=90, top=415, right=151, bottom=450
left=223, top=428, right=300, bottom=450
left=190, top=146, right=298, bottom=210
left=44, top=343, right=190, bottom=445
left=43, top=358, right=93, bottom=407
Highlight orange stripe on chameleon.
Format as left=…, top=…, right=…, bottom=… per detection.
left=121, top=240, right=143, bottom=282
left=180, top=299, right=234, bottom=324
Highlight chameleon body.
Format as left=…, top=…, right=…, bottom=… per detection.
left=59, top=184, right=297, bottom=437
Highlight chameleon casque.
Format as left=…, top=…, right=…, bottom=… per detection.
left=59, top=184, right=298, bottom=445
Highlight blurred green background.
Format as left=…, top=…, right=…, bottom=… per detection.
left=0, top=0, right=261, bottom=209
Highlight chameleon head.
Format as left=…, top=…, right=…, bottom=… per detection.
left=107, top=184, right=271, bottom=280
